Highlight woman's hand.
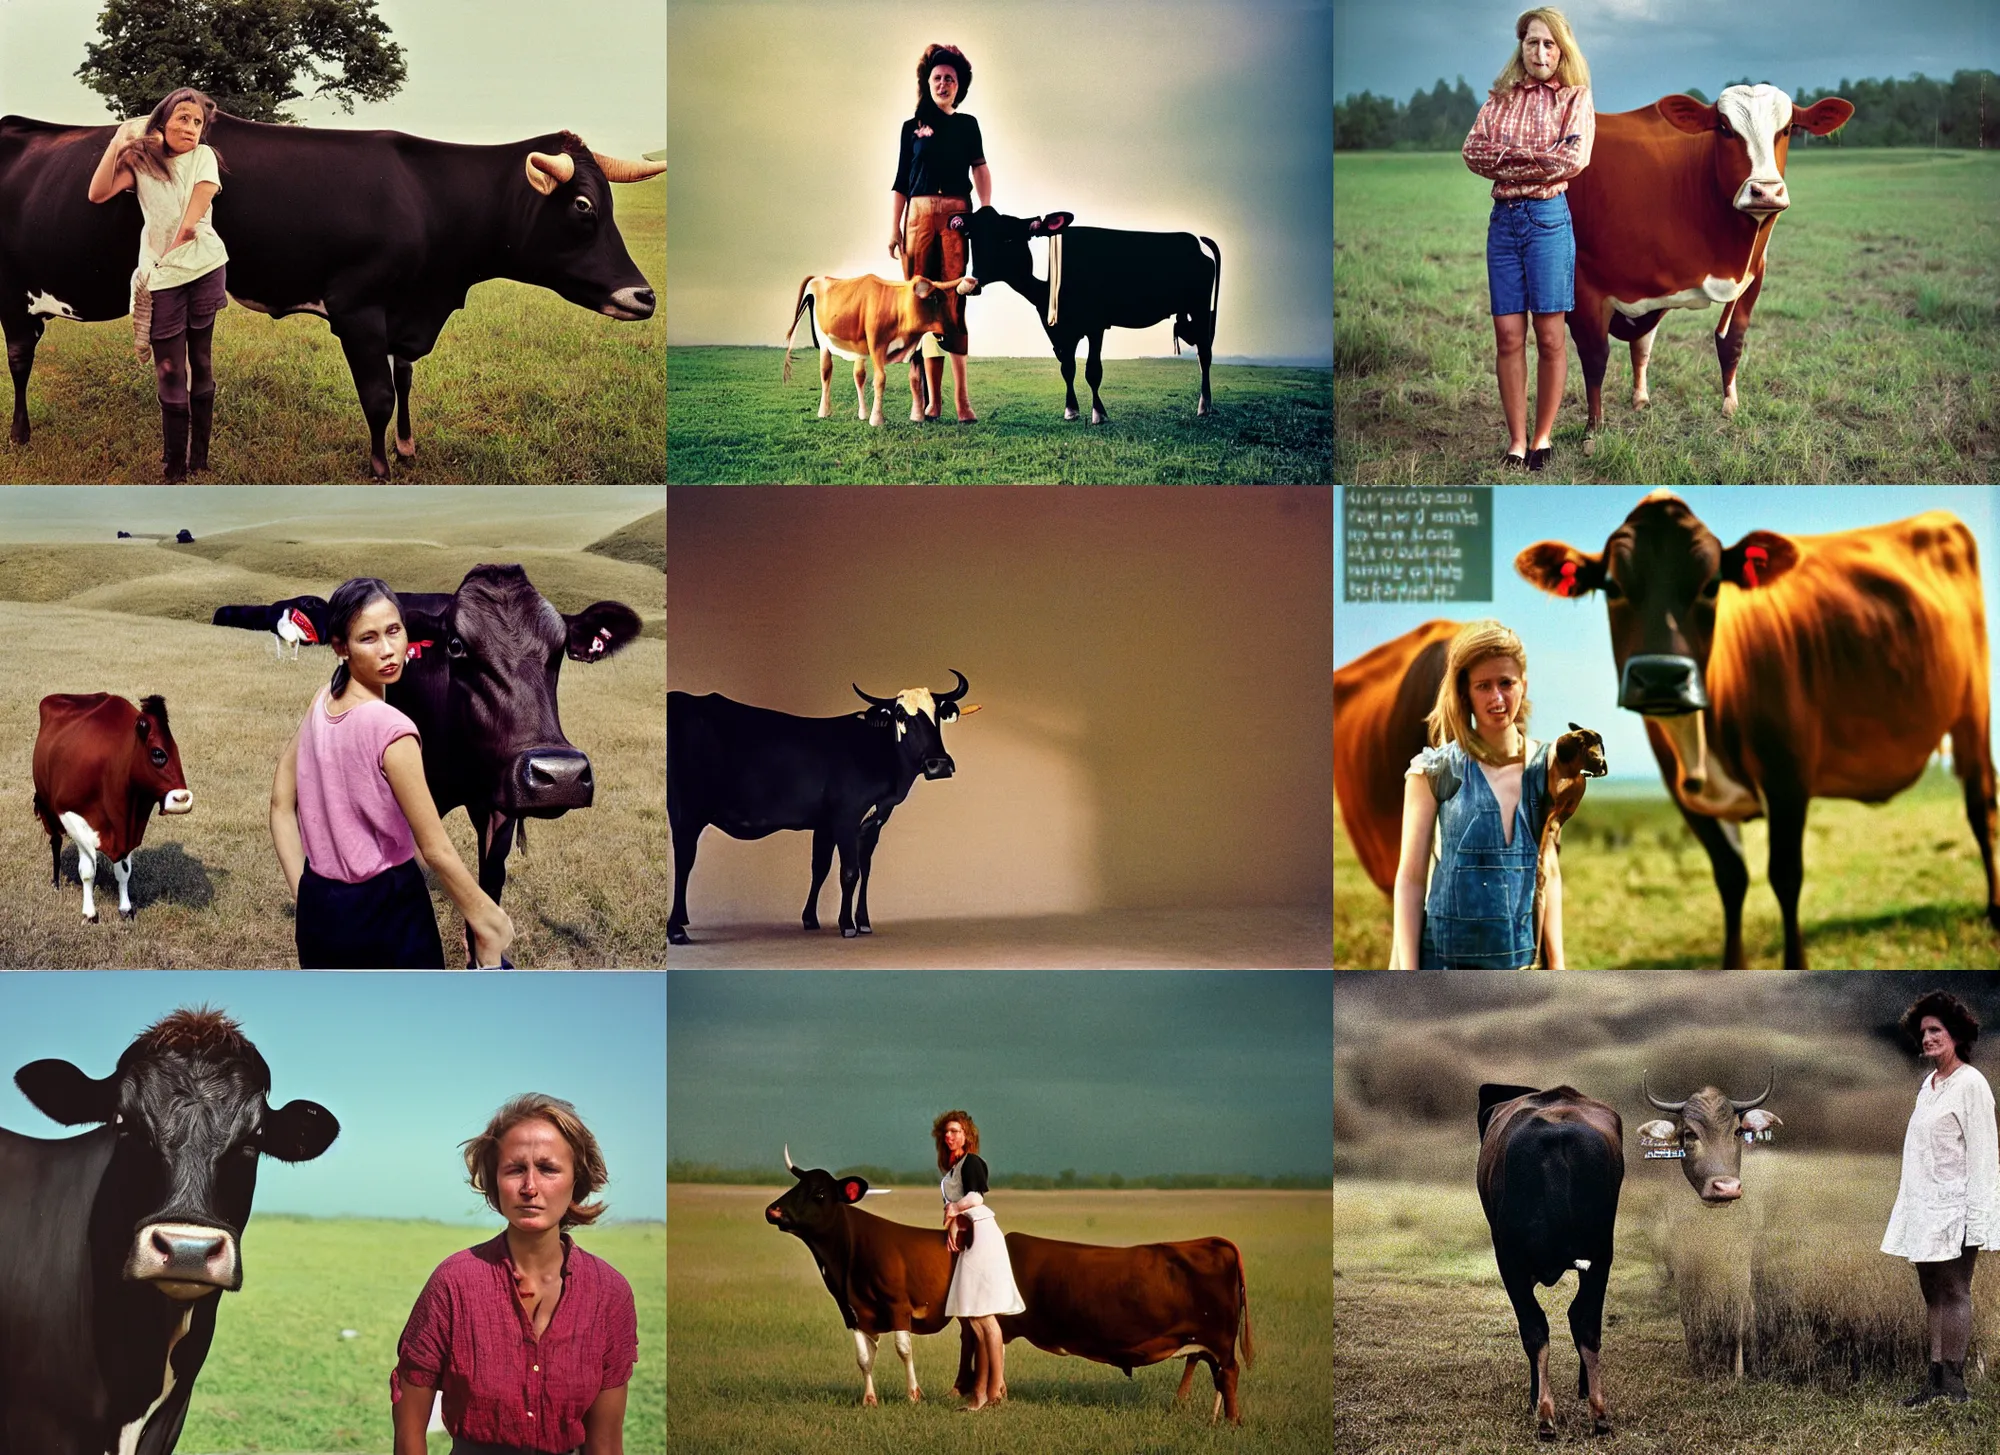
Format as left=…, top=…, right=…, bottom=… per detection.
left=467, top=902, right=516, bottom=968
left=888, top=233, right=903, bottom=261
left=268, top=728, right=306, bottom=898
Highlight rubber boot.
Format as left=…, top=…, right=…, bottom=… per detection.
left=188, top=390, right=214, bottom=472
left=160, top=402, right=189, bottom=484
left=1902, top=1361, right=1943, bottom=1407
left=1940, top=1358, right=1970, bottom=1404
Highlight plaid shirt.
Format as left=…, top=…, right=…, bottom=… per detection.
left=1462, top=79, right=1596, bottom=200
left=394, top=1232, right=639, bottom=1454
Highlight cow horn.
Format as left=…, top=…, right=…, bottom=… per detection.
left=784, top=1143, right=800, bottom=1174
left=854, top=684, right=897, bottom=708
left=592, top=150, right=667, bottom=183
left=525, top=150, right=577, bottom=195
left=1641, top=1071, right=1688, bottom=1113
left=935, top=669, right=970, bottom=705
left=1729, top=1068, right=1775, bottom=1112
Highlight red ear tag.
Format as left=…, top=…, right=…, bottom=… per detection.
left=1557, top=560, right=1578, bottom=598
left=1743, top=544, right=1768, bottom=589
left=844, top=1180, right=861, bottom=1200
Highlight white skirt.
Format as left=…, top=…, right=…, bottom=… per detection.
left=944, top=1206, right=1026, bottom=1317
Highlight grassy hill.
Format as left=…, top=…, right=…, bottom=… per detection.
left=586, top=507, right=666, bottom=571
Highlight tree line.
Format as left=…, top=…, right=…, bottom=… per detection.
left=668, top=1160, right=1332, bottom=1189
left=1336, top=69, right=1999, bottom=150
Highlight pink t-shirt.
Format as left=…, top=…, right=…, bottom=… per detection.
left=295, top=686, right=422, bottom=884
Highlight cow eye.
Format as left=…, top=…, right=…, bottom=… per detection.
left=1600, top=576, right=1624, bottom=602
left=150, top=747, right=168, bottom=767
left=572, top=195, right=594, bottom=217
left=447, top=636, right=467, bottom=659
left=1700, top=577, right=1721, bottom=600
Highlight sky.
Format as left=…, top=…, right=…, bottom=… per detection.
left=1334, top=0, right=1999, bottom=114
left=0, top=972, right=665, bottom=1223
left=666, top=0, right=1333, bottom=363
left=0, top=0, right=665, bottom=157
left=667, top=971, right=1333, bottom=1179
left=1333, top=486, right=2000, bottom=787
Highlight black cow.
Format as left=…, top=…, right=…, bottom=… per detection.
left=1, top=112, right=663, bottom=478
left=0, top=1007, right=338, bottom=1455
left=211, top=594, right=330, bottom=660
left=668, top=672, right=977, bottom=945
left=1477, top=1083, right=1625, bottom=1441
left=950, top=206, right=1219, bottom=422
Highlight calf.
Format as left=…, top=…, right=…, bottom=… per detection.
left=212, top=595, right=329, bottom=661
left=784, top=273, right=976, bottom=425
left=31, top=693, right=193, bottom=922
left=1532, top=723, right=1607, bottom=969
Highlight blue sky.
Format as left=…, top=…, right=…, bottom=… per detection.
left=0, top=973, right=664, bottom=1223
left=667, top=971, right=1333, bottom=1179
left=1334, top=486, right=2000, bottom=786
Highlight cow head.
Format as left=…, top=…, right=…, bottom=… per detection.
left=949, top=207, right=1073, bottom=293
left=134, top=694, right=194, bottom=816
left=517, top=132, right=662, bottom=320
left=1656, top=86, right=1853, bottom=217
left=765, top=1144, right=879, bottom=1236
left=1640, top=1070, right=1781, bottom=1204
left=400, top=565, right=641, bottom=819
left=1517, top=491, right=1798, bottom=802
left=13, top=1008, right=337, bottom=1298
left=853, top=669, right=978, bottom=781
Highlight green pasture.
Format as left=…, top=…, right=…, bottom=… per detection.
left=1333, top=149, right=1999, bottom=483
left=172, top=1217, right=663, bottom=1453
left=0, top=179, right=662, bottom=484
left=1334, top=765, right=2000, bottom=969
left=667, top=347, right=1331, bottom=482
left=667, top=1185, right=1333, bottom=1453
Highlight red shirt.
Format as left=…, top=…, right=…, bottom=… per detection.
left=393, top=1232, right=638, bottom=1454
left=1462, top=79, right=1596, bottom=200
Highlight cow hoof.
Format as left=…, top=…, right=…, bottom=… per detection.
left=1986, top=904, right=2000, bottom=933
left=1582, top=434, right=1597, bottom=457
left=1538, top=1424, right=1558, bottom=1441
left=869, top=417, right=884, bottom=428
left=1090, top=410, right=1106, bottom=425
left=802, top=919, right=819, bottom=932
left=856, top=924, right=872, bottom=935
left=1063, top=407, right=1079, bottom=421
left=1593, top=1418, right=1614, bottom=1437
left=842, top=927, right=858, bottom=939
left=668, top=926, right=690, bottom=946
left=84, top=912, right=98, bottom=924
left=909, top=1390, right=922, bottom=1403
left=369, top=461, right=390, bottom=481
left=395, top=435, right=417, bottom=459
left=862, top=1393, right=877, bottom=1408
left=120, top=907, right=135, bottom=921
left=1722, top=395, right=1738, bottom=419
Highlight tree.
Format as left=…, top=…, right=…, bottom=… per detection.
left=77, top=0, right=407, bottom=124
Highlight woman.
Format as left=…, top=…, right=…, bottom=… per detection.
left=935, top=1109, right=1024, bottom=1410
left=394, top=1095, right=638, bottom=1454
left=86, top=87, right=232, bottom=482
left=1882, top=990, right=1998, bottom=1408
left=270, top=576, right=514, bottom=968
left=1462, top=9, right=1594, bottom=471
left=889, top=43, right=990, bottom=423
left=1390, top=621, right=1565, bottom=969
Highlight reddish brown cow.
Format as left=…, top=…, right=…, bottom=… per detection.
left=783, top=273, right=977, bottom=426
left=1333, top=619, right=1463, bottom=894
left=31, top=693, right=192, bottom=923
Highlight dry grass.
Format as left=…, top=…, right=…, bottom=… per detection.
left=586, top=507, right=666, bottom=571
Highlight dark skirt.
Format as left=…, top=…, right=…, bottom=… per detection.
left=150, top=262, right=229, bottom=339
left=295, top=857, right=446, bottom=969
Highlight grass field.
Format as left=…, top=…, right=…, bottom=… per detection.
left=667, top=1185, right=1333, bottom=1453
left=1333, top=149, right=1999, bottom=483
left=169, top=1216, right=663, bottom=1454
left=0, top=522, right=665, bottom=968
left=667, top=347, right=1332, bottom=482
left=1335, top=1162, right=1997, bottom=1454
left=0, top=179, right=662, bottom=484
left=1334, top=767, right=2000, bottom=969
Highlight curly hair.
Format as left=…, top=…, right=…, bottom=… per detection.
left=462, top=1093, right=610, bottom=1228
left=1900, top=990, right=1981, bottom=1061
left=914, top=43, right=973, bottom=123
left=931, top=1108, right=979, bottom=1171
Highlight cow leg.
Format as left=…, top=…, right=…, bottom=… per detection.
left=852, top=1328, right=881, bottom=1406
left=56, top=812, right=101, bottom=922
left=1715, top=272, right=1765, bottom=418
left=835, top=828, right=863, bottom=936
left=1948, top=711, right=2000, bottom=931
left=1055, top=331, right=1082, bottom=420
left=855, top=806, right=892, bottom=935
left=332, top=314, right=397, bottom=479
left=953, top=1320, right=979, bottom=1396
left=803, top=828, right=832, bottom=931
left=1570, top=1255, right=1614, bottom=1435
left=1193, top=313, right=1215, bottom=416
left=866, top=349, right=886, bottom=427
left=111, top=854, right=136, bottom=920
left=1762, top=786, right=1811, bottom=969
left=1498, top=1261, right=1556, bottom=1438
left=1084, top=330, right=1108, bottom=425
left=1567, top=292, right=1611, bottom=456
left=392, top=355, right=417, bottom=459
left=853, top=356, right=868, bottom=420
left=908, top=357, right=927, bottom=422
left=892, top=1328, right=921, bottom=1402
left=1611, top=309, right=1665, bottom=410
left=668, top=817, right=701, bottom=945
left=5, top=313, right=44, bottom=446
left=1174, top=1356, right=1200, bottom=1403
left=1678, top=809, right=1751, bottom=969
left=816, top=347, right=834, bottom=418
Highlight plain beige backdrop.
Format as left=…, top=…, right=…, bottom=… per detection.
left=667, top=486, right=1331, bottom=935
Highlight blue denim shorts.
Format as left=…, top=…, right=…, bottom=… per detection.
left=1486, top=195, right=1575, bottom=316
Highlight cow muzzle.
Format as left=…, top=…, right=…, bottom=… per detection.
left=603, top=285, right=656, bottom=321
left=507, top=748, right=594, bottom=815
left=922, top=755, right=955, bottom=781
left=1618, top=654, right=1707, bottom=715
left=161, top=788, right=193, bottom=814
left=1700, top=1177, right=1743, bottom=1203
left=1734, top=178, right=1789, bottom=214
left=127, top=1220, right=240, bottom=1297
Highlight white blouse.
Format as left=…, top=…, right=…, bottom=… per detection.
left=132, top=143, right=228, bottom=291
left=1881, top=1063, right=2000, bottom=1263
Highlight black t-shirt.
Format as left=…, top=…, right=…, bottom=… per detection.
left=892, top=111, right=986, bottom=198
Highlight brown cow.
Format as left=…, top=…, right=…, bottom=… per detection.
left=31, top=693, right=192, bottom=922
left=1566, top=85, right=1853, bottom=453
left=1531, top=723, right=1607, bottom=969
left=1517, top=491, right=1996, bottom=968
left=1333, top=618, right=1463, bottom=895
left=783, top=273, right=977, bottom=426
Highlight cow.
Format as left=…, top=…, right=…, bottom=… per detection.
left=211, top=595, right=330, bottom=661
left=1477, top=1083, right=1624, bottom=1441
left=0, top=1006, right=339, bottom=1455
left=31, top=692, right=192, bottom=922
left=1517, top=491, right=1997, bottom=968
left=1333, top=619, right=1464, bottom=895
left=0, top=112, right=663, bottom=479
left=766, top=1148, right=1253, bottom=1422
left=1565, top=85, right=1853, bottom=453
left=667, top=671, right=978, bottom=945
left=949, top=206, right=1220, bottom=422
left=1531, top=724, right=1608, bottom=969
left=782, top=273, right=976, bottom=426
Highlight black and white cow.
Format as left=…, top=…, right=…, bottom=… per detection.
left=951, top=206, right=1220, bottom=422
left=0, top=1007, right=338, bottom=1455
left=668, top=672, right=979, bottom=944
left=211, top=595, right=330, bottom=661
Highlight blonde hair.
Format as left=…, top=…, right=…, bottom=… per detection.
left=1424, top=620, right=1533, bottom=767
left=1490, top=8, right=1591, bottom=97
left=462, top=1093, right=610, bottom=1228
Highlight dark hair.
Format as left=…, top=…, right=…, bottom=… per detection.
left=914, top=43, right=972, bottom=126
left=123, top=87, right=228, bottom=182
left=327, top=576, right=401, bottom=697
left=1901, top=990, right=1981, bottom=1061
left=931, top=1108, right=980, bottom=1172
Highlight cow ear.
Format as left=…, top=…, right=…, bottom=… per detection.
left=839, top=1175, right=870, bottom=1203
left=1041, top=211, right=1073, bottom=233
left=1719, top=530, right=1797, bottom=591
left=948, top=214, right=965, bottom=233
left=566, top=601, right=642, bottom=663
left=939, top=702, right=982, bottom=724
left=863, top=705, right=895, bottom=729
left=1792, top=97, right=1853, bottom=136
left=262, top=1098, right=340, bottom=1162
left=912, top=276, right=934, bottom=298
left=1515, top=542, right=1606, bottom=599
left=1656, top=94, right=1718, bottom=134
left=15, top=1059, right=117, bottom=1125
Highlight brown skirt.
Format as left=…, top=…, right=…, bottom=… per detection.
left=903, top=195, right=970, bottom=355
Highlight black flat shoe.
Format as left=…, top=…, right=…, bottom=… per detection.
left=1527, top=446, right=1552, bottom=472
left=1503, top=450, right=1527, bottom=469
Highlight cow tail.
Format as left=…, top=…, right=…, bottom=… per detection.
left=1201, top=235, right=1222, bottom=331
left=783, top=277, right=815, bottom=382
left=1231, top=1239, right=1254, bottom=1368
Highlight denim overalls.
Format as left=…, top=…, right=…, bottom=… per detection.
left=1417, top=740, right=1550, bottom=969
